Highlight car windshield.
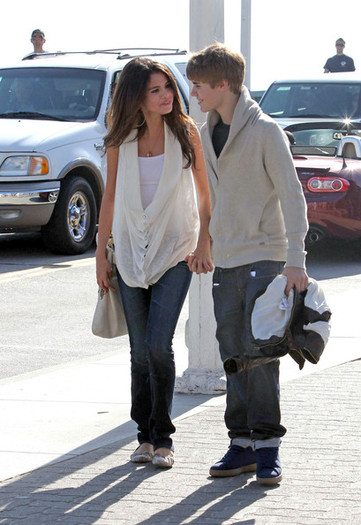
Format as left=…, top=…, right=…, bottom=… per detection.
left=285, top=123, right=361, bottom=155
left=0, top=67, right=106, bottom=122
left=261, top=82, right=361, bottom=119
left=289, top=125, right=361, bottom=147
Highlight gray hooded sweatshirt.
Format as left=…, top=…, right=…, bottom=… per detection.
left=201, top=86, right=308, bottom=269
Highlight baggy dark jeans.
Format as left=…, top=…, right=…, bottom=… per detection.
left=212, top=260, right=287, bottom=444
left=117, top=261, right=192, bottom=450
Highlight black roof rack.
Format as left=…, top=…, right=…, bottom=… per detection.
left=23, top=48, right=188, bottom=61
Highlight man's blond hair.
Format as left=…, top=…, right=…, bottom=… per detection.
left=187, top=43, right=245, bottom=95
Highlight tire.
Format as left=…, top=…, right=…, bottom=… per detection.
left=305, top=225, right=328, bottom=249
left=42, top=176, right=97, bottom=255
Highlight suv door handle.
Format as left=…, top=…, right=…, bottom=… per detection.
left=94, top=142, right=104, bottom=151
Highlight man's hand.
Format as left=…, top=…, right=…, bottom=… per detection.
left=186, top=250, right=213, bottom=274
left=185, top=234, right=213, bottom=275
left=282, top=266, right=309, bottom=295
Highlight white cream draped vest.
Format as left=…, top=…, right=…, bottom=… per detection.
left=113, top=123, right=199, bottom=289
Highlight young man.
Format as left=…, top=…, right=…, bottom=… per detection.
left=187, top=44, right=309, bottom=486
left=23, top=29, right=47, bottom=59
left=324, top=38, right=355, bottom=73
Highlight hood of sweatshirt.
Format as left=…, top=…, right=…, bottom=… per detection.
left=205, top=86, right=264, bottom=154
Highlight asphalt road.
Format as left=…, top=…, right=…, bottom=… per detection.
left=1, top=232, right=360, bottom=381
left=0, top=232, right=189, bottom=380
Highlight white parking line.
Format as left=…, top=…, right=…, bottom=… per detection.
left=0, top=257, right=95, bottom=283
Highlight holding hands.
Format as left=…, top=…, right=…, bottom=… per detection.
left=186, top=235, right=213, bottom=274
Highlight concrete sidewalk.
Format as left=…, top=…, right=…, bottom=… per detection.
left=0, top=357, right=360, bottom=524
left=1, top=264, right=361, bottom=523
left=0, top=341, right=224, bottom=483
left=0, top=331, right=359, bottom=485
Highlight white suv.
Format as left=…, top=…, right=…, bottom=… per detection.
left=0, top=49, right=189, bottom=254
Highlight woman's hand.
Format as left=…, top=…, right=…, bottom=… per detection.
left=96, top=249, right=114, bottom=293
left=95, top=146, right=118, bottom=293
left=188, top=122, right=213, bottom=275
left=186, top=236, right=213, bottom=274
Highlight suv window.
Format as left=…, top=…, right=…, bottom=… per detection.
left=261, top=82, right=361, bottom=119
left=0, top=67, right=106, bottom=122
left=174, top=61, right=188, bottom=83
left=172, top=61, right=189, bottom=113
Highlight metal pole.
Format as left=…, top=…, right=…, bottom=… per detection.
left=241, top=0, right=251, bottom=89
left=175, top=0, right=226, bottom=394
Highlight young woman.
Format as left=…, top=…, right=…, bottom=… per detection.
left=96, top=57, right=213, bottom=468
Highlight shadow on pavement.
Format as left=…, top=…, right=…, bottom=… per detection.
left=0, top=231, right=95, bottom=273
left=0, top=429, right=262, bottom=525
left=0, top=436, right=154, bottom=523
left=0, top=391, right=251, bottom=525
left=136, top=477, right=262, bottom=525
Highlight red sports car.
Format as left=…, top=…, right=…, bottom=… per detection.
left=285, top=121, right=361, bottom=245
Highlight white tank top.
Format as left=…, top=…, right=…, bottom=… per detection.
left=138, top=154, right=164, bottom=209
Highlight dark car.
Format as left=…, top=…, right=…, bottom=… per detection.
left=285, top=121, right=361, bottom=245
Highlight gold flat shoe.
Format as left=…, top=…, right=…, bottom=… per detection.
left=130, top=445, right=154, bottom=463
left=152, top=451, right=174, bottom=468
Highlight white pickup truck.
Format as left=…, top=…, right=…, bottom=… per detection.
left=0, top=49, right=189, bottom=254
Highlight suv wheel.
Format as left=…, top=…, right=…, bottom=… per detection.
left=42, top=176, right=97, bottom=255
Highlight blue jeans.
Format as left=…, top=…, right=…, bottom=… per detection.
left=117, top=261, right=192, bottom=450
left=212, top=260, right=287, bottom=443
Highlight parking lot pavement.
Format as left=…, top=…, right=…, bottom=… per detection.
left=0, top=357, right=360, bottom=524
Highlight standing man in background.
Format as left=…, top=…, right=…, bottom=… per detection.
left=23, top=29, right=47, bottom=59
left=324, top=38, right=355, bottom=73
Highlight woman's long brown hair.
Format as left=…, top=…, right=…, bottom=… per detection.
left=104, top=57, right=195, bottom=168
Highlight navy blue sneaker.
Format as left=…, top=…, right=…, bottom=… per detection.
left=256, top=447, right=282, bottom=485
left=209, top=445, right=257, bottom=477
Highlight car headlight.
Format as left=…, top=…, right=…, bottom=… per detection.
left=0, top=156, right=49, bottom=175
